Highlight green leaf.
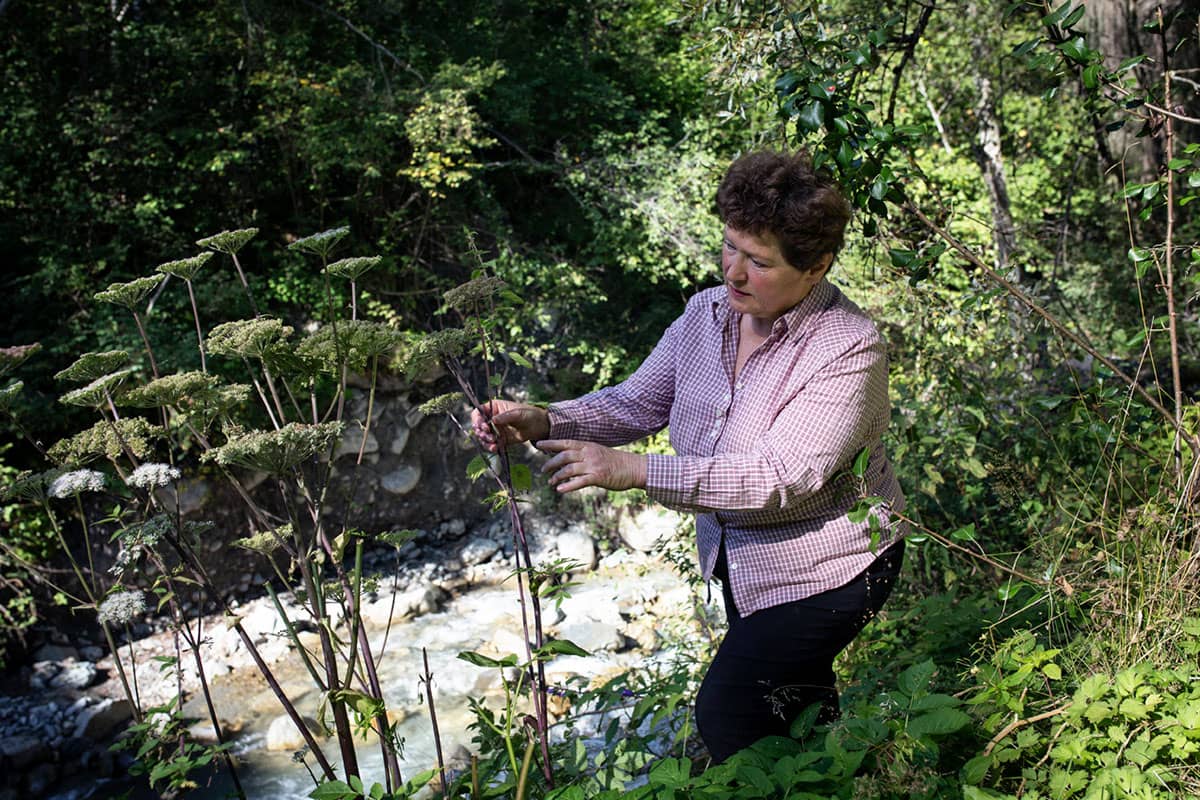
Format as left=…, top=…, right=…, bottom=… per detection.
left=537, top=638, right=590, bottom=658
left=907, top=707, right=971, bottom=737
left=950, top=523, right=977, bottom=542
left=466, top=454, right=488, bottom=481
left=509, top=351, right=533, bottom=368
left=1062, top=4, right=1086, bottom=28
left=310, top=780, right=355, bottom=800
left=899, top=660, right=936, bottom=696
left=1042, top=2, right=1074, bottom=27
left=796, top=101, right=825, bottom=132
left=911, top=693, right=961, bottom=711
left=962, top=754, right=992, bottom=785
left=510, top=463, right=532, bottom=492
left=648, top=757, right=692, bottom=788
left=1082, top=64, right=1101, bottom=89
left=852, top=446, right=870, bottom=478
left=457, top=650, right=517, bottom=668
left=1042, top=663, right=1063, bottom=680
left=1059, top=37, right=1089, bottom=63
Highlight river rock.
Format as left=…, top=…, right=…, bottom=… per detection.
left=265, top=714, right=325, bottom=751
left=361, top=585, right=445, bottom=626
left=381, top=464, right=421, bottom=495
left=0, top=734, right=48, bottom=768
left=618, top=507, right=685, bottom=553
left=73, top=698, right=132, bottom=740
left=555, top=523, right=597, bottom=571
left=558, top=584, right=623, bottom=627
left=32, top=644, right=78, bottom=662
left=49, top=660, right=98, bottom=691
left=554, top=621, right=623, bottom=654
left=460, top=538, right=500, bottom=566
left=404, top=406, right=425, bottom=428
left=390, top=424, right=410, bottom=454
left=335, top=426, right=379, bottom=459
left=156, top=478, right=209, bottom=516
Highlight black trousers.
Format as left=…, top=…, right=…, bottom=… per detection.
left=695, top=540, right=905, bottom=764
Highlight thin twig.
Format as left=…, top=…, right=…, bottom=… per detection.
left=983, top=703, right=1072, bottom=756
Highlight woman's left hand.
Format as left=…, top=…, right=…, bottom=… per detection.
left=537, top=439, right=647, bottom=493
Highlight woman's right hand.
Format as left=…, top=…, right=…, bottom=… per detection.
left=471, top=400, right=551, bottom=452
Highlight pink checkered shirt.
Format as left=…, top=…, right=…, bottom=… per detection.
left=548, top=279, right=905, bottom=616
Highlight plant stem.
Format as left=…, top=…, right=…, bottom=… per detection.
left=185, top=279, right=207, bottom=373
left=1158, top=9, right=1183, bottom=487
left=131, top=310, right=160, bottom=380
left=229, top=252, right=260, bottom=317
left=422, top=648, right=447, bottom=800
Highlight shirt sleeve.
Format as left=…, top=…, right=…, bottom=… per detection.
left=546, top=306, right=687, bottom=447
left=643, top=334, right=888, bottom=513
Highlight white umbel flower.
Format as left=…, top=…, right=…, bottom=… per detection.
left=97, top=590, right=146, bottom=626
left=127, top=463, right=181, bottom=489
left=48, top=469, right=106, bottom=499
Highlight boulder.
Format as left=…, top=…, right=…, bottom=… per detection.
left=459, top=538, right=500, bottom=566
left=381, top=464, right=421, bottom=495
left=73, top=698, right=132, bottom=740
left=265, top=714, right=325, bottom=751
left=555, top=523, right=597, bottom=571
left=390, top=424, right=411, bottom=454
left=554, top=621, right=623, bottom=654
left=49, top=659, right=98, bottom=691
left=335, top=426, right=379, bottom=460
left=618, top=507, right=685, bottom=553
left=0, top=734, right=48, bottom=769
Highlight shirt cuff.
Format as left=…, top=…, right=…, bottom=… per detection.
left=644, top=453, right=687, bottom=507
left=546, top=402, right=582, bottom=440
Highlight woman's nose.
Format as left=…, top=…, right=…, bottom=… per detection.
left=725, top=253, right=746, bottom=281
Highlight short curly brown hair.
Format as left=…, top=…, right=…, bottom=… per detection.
left=715, top=150, right=852, bottom=272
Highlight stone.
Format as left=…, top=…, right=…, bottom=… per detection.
left=554, top=621, right=623, bottom=654
left=155, top=478, right=209, bottom=516
left=361, top=586, right=446, bottom=627
left=73, top=698, right=132, bottom=740
left=555, top=523, right=597, bottom=570
left=265, top=714, right=325, bottom=751
left=404, top=406, right=425, bottom=428
left=460, top=538, right=500, bottom=566
left=78, top=646, right=104, bottom=662
left=28, top=661, right=60, bottom=689
left=49, top=660, right=98, bottom=691
left=390, top=424, right=411, bottom=455
left=0, top=734, right=48, bottom=769
left=618, top=507, right=685, bottom=553
left=335, top=426, right=379, bottom=460
left=380, top=464, right=421, bottom=495
left=33, top=644, right=78, bottom=662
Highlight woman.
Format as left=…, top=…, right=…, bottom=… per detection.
left=471, top=150, right=905, bottom=763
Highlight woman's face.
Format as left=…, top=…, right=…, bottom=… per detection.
left=721, top=226, right=829, bottom=326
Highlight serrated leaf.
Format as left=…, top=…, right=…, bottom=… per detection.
left=899, top=660, right=936, bottom=696
left=962, top=754, right=991, bottom=785
left=510, top=463, right=532, bottom=492
left=466, top=454, right=487, bottom=481
left=907, top=707, right=971, bottom=737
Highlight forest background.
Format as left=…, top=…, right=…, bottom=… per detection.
left=1, top=0, right=1198, bottom=798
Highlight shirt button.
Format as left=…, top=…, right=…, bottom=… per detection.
left=730, top=563, right=739, bottom=571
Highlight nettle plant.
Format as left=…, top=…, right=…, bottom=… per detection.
left=0, top=226, right=594, bottom=798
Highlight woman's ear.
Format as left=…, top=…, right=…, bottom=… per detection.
left=811, top=252, right=834, bottom=279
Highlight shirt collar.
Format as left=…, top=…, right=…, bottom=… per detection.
left=709, top=278, right=835, bottom=342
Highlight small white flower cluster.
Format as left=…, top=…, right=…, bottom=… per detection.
left=126, top=462, right=181, bottom=489
left=97, top=590, right=146, bottom=627
left=48, top=469, right=106, bottom=499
